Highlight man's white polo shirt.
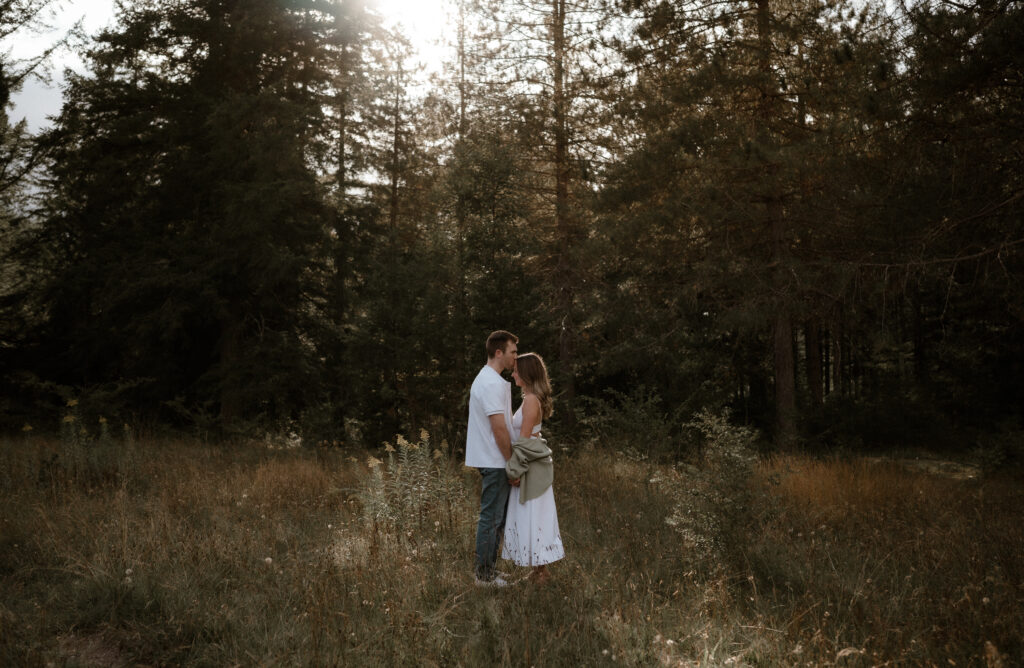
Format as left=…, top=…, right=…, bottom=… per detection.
left=465, top=365, right=513, bottom=468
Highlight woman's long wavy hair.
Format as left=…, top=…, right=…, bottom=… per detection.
left=516, top=353, right=554, bottom=420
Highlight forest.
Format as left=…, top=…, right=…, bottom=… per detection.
left=2, top=1, right=1023, bottom=665
left=1, top=0, right=1022, bottom=452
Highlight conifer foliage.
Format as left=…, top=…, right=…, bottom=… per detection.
left=0, top=0, right=1020, bottom=446
left=1, top=0, right=60, bottom=406
left=30, top=0, right=335, bottom=427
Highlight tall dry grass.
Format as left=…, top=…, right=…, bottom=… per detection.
left=0, top=432, right=1021, bottom=666
left=747, top=455, right=1023, bottom=666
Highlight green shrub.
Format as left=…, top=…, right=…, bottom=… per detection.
left=973, top=423, right=1024, bottom=474
left=579, top=385, right=687, bottom=459
left=46, top=400, right=138, bottom=492
left=662, top=408, right=761, bottom=572
left=803, top=391, right=956, bottom=452
left=355, top=430, right=469, bottom=534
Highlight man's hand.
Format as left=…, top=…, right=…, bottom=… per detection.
left=488, top=414, right=513, bottom=460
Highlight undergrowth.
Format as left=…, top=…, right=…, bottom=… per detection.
left=0, top=424, right=1020, bottom=666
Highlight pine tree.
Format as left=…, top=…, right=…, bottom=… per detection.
left=1, top=0, right=64, bottom=423
left=416, top=0, right=563, bottom=435
left=602, top=0, right=904, bottom=442
left=316, top=0, right=398, bottom=442
left=339, top=30, right=453, bottom=443
left=29, top=0, right=336, bottom=428
left=882, top=0, right=1024, bottom=422
left=462, top=0, right=623, bottom=424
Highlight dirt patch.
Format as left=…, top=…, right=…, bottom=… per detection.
left=864, top=456, right=980, bottom=480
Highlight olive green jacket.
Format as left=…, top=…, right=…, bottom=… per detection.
left=505, top=436, right=554, bottom=504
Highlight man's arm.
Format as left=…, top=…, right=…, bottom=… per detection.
left=488, top=413, right=513, bottom=461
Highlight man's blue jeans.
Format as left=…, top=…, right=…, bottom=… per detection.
left=475, top=467, right=510, bottom=580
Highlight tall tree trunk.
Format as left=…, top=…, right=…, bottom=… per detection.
left=805, top=320, right=823, bottom=407
left=389, top=61, right=402, bottom=233
left=383, top=58, right=405, bottom=439
left=332, top=21, right=354, bottom=427
left=912, top=287, right=927, bottom=384
left=337, top=46, right=348, bottom=201
left=773, top=306, right=797, bottom=443
left=823, top=327, right=832, bottom=395
left=832, top=314, right=844, bottom=396
left=551, top=0, right=576, bottom=427
left=457, top=1, right=467, bottom=139
left=219, top=321, right=243, bottom=428
left=455, top=0, right=469, bottom=384
left=756, top=0, right=796, bottom=445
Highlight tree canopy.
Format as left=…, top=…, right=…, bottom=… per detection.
left=2, top=0, right=1021, bottom=449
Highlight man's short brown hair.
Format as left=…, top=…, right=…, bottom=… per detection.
left=486, top=330, right=518, bottom=359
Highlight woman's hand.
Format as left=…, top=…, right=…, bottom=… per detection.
left=510, top=478, right=521, bottom=487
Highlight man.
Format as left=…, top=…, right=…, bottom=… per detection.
left=466, top=330, right=518, bottom=586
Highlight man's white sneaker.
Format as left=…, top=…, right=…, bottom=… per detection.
left=474, top=574, right=510, bottom=588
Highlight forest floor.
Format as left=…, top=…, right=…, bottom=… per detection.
left=861, top=455, right=981, bottom=481
left=1, top=433, right=1021, bottom=666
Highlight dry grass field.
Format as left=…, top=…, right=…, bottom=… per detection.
left=1, top=429, right=1021, bottom=666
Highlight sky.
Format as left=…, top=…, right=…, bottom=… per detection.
left=8, top=0, right=451, bottom=132
left=8, top=0, right=117, bottom=131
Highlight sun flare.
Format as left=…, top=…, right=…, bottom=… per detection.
left=372, top=0, right=451, bottom=74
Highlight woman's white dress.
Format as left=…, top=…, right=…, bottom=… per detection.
left=502, top=405, right=565, bottom=567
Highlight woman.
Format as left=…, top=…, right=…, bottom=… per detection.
left=502, top=352, right=564, bottom=583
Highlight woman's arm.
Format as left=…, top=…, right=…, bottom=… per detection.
left=519, top=394, right=541, bottom=438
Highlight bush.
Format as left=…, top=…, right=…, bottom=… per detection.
left=42, top=400, right=139, bottom=493
left=579, top=386, right=686, bottom=459
left=803, top=390, right=957, bottom=452
left=354, top=430, right=468, bottom=534
left=659, top=408, right=762, bottom=572
left=973, top=422, right=1024, bottom=474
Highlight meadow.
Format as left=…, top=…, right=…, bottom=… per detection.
left=1, top=426, right=1021, bottom=667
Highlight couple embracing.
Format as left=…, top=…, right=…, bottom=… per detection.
left=466, top=330, right=564, bottom=587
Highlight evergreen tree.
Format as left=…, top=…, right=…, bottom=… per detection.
left=0, top=0, right=62, bottom=425
left=340, top=32, right=452, bottom=444
left=884, top=0, right=1024, bottom=423
left=28, top=0, right=336, bottom=428
left=313, top=0, right=395, bottom=443
left=602, top=0, right=903, bottom=442
left=414, top=0, right=563, bottom=439
left=463, top=0, right=623, bottom=425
